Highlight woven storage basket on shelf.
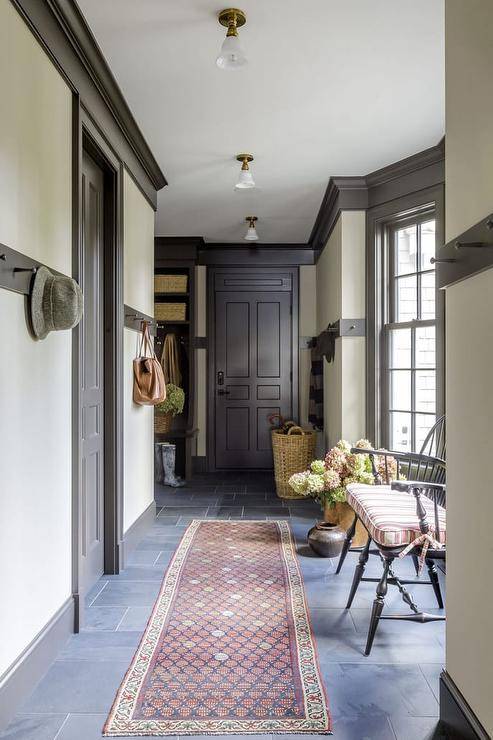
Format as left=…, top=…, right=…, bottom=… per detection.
left=154, top=411, right=173, bottom=434
left=154, top=303, right=187, bottom=322
left=271, top=426, right=317, bottom=499
left=154, top=275, right=188, bottom=293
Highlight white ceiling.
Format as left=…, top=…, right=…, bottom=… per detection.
left=77, top=0, right=445, bottom=244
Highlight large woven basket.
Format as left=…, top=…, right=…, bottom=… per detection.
left=154, top=411, right=173, bottom=434
left=271, top=426, right=317, bottom=499
left=154, top=275, right=188, bottom=293
left=154, top=303, right=187, bottom=322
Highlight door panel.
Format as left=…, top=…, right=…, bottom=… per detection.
left=80, top=151, right=105, bottom=594
left=214, top=279, right=293, bottom=469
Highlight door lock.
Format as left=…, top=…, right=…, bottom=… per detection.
left=217, top=388, right=230, bottom=395
left=217, top=370, right=224, bottom=386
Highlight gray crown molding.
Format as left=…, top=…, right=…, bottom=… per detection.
left=309, top=177, right=368, bottom=255
left=310, top=139, right=445, bottom=257
left=198, top=245, right=315, bottom=266
left=11, top=0, right=166, bottom=203
left=155, top=237, right=205, bottom=262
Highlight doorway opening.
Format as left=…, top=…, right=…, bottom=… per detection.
left=207, top=267, right=299, bottom=471
left=72, top=111, right=123, bottom=629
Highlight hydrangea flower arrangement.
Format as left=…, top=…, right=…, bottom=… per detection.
left=289, top=439, right=398, bottom=509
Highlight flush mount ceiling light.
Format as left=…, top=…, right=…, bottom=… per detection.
left=235, top=154, right=255, bottom=189
left=216, top=8, right=247, bottom=70
left=244, top=216, right=259, bottom=241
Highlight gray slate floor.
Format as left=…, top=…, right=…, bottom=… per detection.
left=2, top=473, right=445, bottom=740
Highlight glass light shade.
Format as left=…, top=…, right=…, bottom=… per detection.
left=216, top=34, right=247, bottom=70
left=235, top=168, right=255, bottom=189
left=244, top=226, right=259, bottom=241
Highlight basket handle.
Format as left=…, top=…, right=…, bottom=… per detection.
left=287, top=425, right=305, bottom=436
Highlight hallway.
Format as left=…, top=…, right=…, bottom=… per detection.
left=2, top=474, right=444, bottom=740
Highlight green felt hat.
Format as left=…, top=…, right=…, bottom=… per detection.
left=30, top=265, right=83, bottom=340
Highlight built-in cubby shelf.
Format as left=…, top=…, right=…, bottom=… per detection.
left=154, top=258, right=196, bottom=479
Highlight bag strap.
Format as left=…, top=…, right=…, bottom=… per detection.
left=137, top=321, right=157, bottom=359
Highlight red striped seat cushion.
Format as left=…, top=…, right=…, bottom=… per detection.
left=346, top=484, right=447, bottom=547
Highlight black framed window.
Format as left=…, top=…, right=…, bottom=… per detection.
left=384, top=213, right=437, bottom=451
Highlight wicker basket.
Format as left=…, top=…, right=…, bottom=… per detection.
left=154, top=275, right=188, bottom=294
left=154, top=303, right=187, bottom=322
left=271, top=426, right=317, bottom=499
left=154, top=411, right=173, bottom=434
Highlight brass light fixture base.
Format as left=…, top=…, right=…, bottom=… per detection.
left=218, top=8, right=247, bottom=33
left=218, top=8, right=246, bottom=28
left=236, top=154, right=254, bottom=164
left=246, top=216, right=258, bottom=224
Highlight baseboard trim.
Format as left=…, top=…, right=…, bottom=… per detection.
left=440, top=670, right=490, bottom=739
left=192, top=456, right=207, bottom=474
left=121, top=501, right=157, bottom=568
left=0, top=596, right=74, bottom=731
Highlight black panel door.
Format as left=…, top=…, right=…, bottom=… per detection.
left=80, top=151, right=105, bottom=594
left=214, top=273, right=294, bottom=469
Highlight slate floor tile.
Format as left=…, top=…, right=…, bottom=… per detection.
left=105, top=565, right=164, bottom=581
left=82, top=606, right=127, bottom=631
left=390, top=714, right=441, bottom=740
left=117, top=605, right=152, bottom=632
left=59, top=631, right=141, bottom=661
left=323, top=662, right=439, bottom=719
left=21, top=660, right=129, bottom=714
left=91, top=580, right=160, bottom=607
left=126, top=549, right=163, bottom=565
left=0, top=714, right=67, bottom=740
left=137, top=537, right=182, bottom=551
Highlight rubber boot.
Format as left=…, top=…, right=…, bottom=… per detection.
left=161, top=443, right=185, bottom=487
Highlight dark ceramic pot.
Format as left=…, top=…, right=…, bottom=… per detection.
left=307, top=521, right=346, bottom=558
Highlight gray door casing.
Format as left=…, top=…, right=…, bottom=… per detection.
left=80, top=150, right=105, bottom=595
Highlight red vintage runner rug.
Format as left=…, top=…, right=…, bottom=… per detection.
left=104, top=520, right=331, bottom=736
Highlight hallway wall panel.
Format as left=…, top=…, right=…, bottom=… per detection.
left=445, top=1, right=493, bottom=734
left=0, top=0, right=72, bottom=678
left=123, top=172, right=155, bottom=533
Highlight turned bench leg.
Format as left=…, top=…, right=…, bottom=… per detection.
left=365, top=555, right=392, bottom=655
left=336, top=513, right=358, bottom=575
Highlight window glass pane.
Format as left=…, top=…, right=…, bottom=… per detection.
left=395, top=275, right=417, bottom=322
left=420, top=220, right=436, bottom=270
left=416, top=370, right=436, bottom=413
left=416, top=326, right=436, bottom=368
left=389, top=328, right=411, bottom=368
left=395, top=225, right=417, bottom=275
left=390, top=370, right=411, bottom=411
left=416, top=414, right=436, bottom=453
left=390, top=412, right=412, bottom=451
left=420, top=271, right=436, bottom=320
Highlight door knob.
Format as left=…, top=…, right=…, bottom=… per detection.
left=217, top=389, right=230, bottom=395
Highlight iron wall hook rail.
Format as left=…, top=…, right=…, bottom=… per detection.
left=0, top=242, right=59, bottom=296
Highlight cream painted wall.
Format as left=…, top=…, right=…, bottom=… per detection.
left=123, top=173, right=154, bottom=317
left=0, top=0, right=72, bottom=676
left=316, top=212, right=366, bottom=449
left=445, top=1, right=493, bottom=242
left=445, top=2, right=493, bottom=734
left=445, top=270, right=493, bottom=735
left=123, top=172, right=155, bottom=532
left=316, top=218, right=342, bottom=333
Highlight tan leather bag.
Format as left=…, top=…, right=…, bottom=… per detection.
left=133, top=322, right=166, bottom=405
